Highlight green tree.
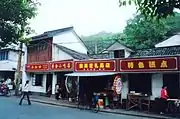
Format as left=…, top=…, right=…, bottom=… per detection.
left=119, top=0, right=180, bottom=18
left=122, top=13, right=180, bottom=50
left=0, top=0, right=39, bottom=95
left=82, top=32, right=122, bottom=54
left=0, top=0, right=38, bottom=48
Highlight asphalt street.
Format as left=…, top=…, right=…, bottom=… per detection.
left=0, top=96, right=152, bottom=119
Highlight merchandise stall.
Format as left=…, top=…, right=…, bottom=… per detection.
left=65, top=59, right=122, bottom=108
left=119, top=56, right=180, bottom=112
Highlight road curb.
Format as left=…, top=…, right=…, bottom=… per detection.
left=30, top=99, right=172, bottom=119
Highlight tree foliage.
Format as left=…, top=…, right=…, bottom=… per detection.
left=119, top=0, right=180, bottom=18
left=82, top=32, right=122, bottom=54
left=122, top=12, right=180, bottom=50
left=0, top=0, right=38, bottom=48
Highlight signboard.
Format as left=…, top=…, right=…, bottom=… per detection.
left=120, top=57, right=178, bottom=72
left=50, top=61, right=73, bottom=71
left=25, top=63, right=49, bottom=72
left=74, top=60, right=116, bottom=72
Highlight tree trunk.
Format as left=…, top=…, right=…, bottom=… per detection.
left=15, top=42, right=23, bottom=96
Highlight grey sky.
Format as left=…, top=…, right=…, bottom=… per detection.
left=30, top=0, right=136, bottom=36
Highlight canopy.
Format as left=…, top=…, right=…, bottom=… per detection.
left=65, top=72, right=118, bottom=77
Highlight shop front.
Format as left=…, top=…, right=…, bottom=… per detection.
left=25, top=62, right=50, bottom=95
left=65, top=59, right=121, bottom=109
left=119, top=56, right=179, bottom=111
left=25, top=60, right=73, bottom=97
left=49, top=60, right=73, bottom=99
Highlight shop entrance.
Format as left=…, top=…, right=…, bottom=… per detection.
left=128, top=73, right=152, bottom=95
left=57, top=72, right=72, bottom=99
left=79, top=75, right=114, bottom=105
left=46, top=74, right=53, bottom=92
left=163, top=73, right=179, bottom=98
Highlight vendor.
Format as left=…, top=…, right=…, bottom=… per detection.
left=160, top=85, right=169, bottom=114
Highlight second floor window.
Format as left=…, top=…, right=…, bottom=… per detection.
left=114, top=50, right=125, bottom=58
left=0, top=51, right=8, bottom=60
left=28, top=42, right=48, bottom=53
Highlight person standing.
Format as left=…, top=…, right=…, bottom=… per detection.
left=19, top=80, right=31, bottom=105
left=160, top=85, right=168, bottom=114
left=55, top=84, right=60, bottom=100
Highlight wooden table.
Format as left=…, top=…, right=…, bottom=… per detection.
left=126, top=93, right=151, bottom=111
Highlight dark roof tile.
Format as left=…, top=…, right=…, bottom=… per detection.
left=54, top=44, right=90, bottom=60
left=130, top=46, right=180, bottom=57
left=32, top=26, right=73, bottom=41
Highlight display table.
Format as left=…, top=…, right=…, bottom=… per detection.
left=126, top=93, right=151, bottom=111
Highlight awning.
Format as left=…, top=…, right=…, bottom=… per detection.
left=65, top=72, right=118, bottom=77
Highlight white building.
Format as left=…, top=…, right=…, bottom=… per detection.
left=22, top=26, right=90, bottom=96
left=0, top=46, right=25, bottom=86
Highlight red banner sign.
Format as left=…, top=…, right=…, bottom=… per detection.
left=120, top=57, right=178, bottom=72
left=50, top=61, right=73, bottom=71
left=26, top=63, right=49, bottom=72
left=74, top=60, right=116, bottom=72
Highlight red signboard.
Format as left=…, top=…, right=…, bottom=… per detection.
left=74, top=60, right=116, bottom=72
left=50, top=61, right=73, bottom=71
left=120, top=57, right=178, bottom=72
left=26, top=63, right=49, bottom=72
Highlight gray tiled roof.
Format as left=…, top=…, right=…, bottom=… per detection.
left=54, top=44, right=91, bottom=60
left=130, top=46, right=180, bottom=57
left=89, top=53, right=113, bottom=59
left=32, top=27, right=73, bottom=41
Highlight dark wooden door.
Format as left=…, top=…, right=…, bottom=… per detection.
left=163, top=73, right=179, bottom=98
left=46, top=74, right=53, bottom=92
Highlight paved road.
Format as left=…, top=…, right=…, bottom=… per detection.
left=0, top=97, right=151, bottom=119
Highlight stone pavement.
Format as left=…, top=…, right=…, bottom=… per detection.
left=26, top=95, right=179, bottom=119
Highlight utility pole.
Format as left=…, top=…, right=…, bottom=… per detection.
left=95, top=40, right=98, bottom=54
left=15, top=42, right=23, bottom=96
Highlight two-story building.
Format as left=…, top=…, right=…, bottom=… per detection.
left=23, top=26, right=89, bottom=96
left=0, top=45, right=25, bottom=89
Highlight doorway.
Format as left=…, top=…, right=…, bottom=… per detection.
left=128, top=73, right=152, bottom=95
left=46, top=74, right=53, bottom=92
left=163, top=73, right=179, bottom=98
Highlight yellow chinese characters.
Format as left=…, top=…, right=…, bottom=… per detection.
left=149, top=61, right=156, bottom=68
left=105, top=63, right=110, bottom=68
left=160, top=60, right=168, bottom=68
left=89, top=63, right=94, bottom=69
left=59, top=64, right=62, bottom=68
left=31, top=65, right=34, bottom=69
left=55, top=64, right=59, bottom=68
left=78, top=63, right=83, bottom=69
left=67, top=63, right=71, bottom=68
left=127, top=62, right=134, bottom=69
left=138, top=62, right=144, bottom=68
left=35, top=65, right=38, bottom=69
left=51, top=64, right=54, bottom=69
left=38, top=65, right=42, bottom=69
left=84, top=63, right=88, bottom=68
left=63, top=63, right=66, bottom=68
left=94, top=63, right=99, bottom=68
left=99, top=63, right=104, bottom=68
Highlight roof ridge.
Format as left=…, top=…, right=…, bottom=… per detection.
left=44, top=26, right=73, bottom=34
left=130, top=45, right=180, bottom=57
left=53, top=44, right=90, bottom=60
left=31, top=26, right=74, bottom=41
